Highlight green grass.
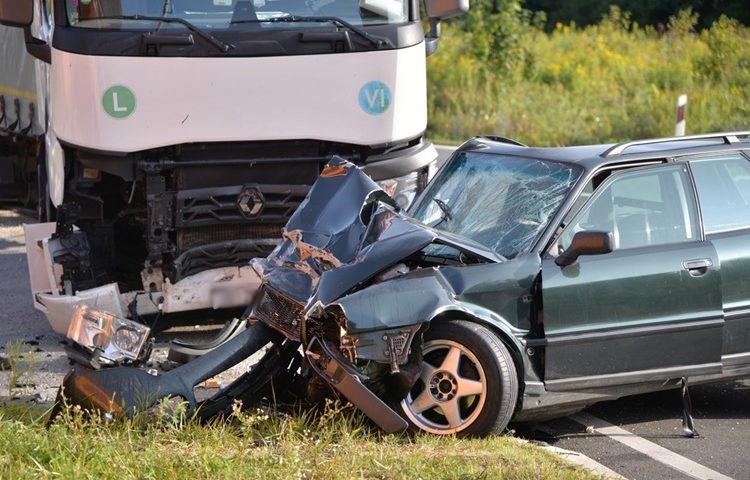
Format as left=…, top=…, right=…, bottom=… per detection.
left=0, top=402, right=600, bottom=479
left=427, top=8, right=750, bottom=146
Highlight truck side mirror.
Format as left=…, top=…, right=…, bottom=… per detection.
left=0, top=1, right=50, bottom=63
left=0, top=1, right=33, bottom=27
left=555, top=231, right=613, bottom=267
left=423, top=0, right=470, bottom=56
left=425, top=0, right=470, bottom=20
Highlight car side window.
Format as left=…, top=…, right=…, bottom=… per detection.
left=558, top=165, right=698, bottom=251
left=689, top=153, right=750, bottom=233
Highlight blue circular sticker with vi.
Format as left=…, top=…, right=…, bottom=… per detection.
left=359, top=81, right=392, bottom=115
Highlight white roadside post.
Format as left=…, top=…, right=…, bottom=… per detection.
left=675, top=94, right=687, bottom=136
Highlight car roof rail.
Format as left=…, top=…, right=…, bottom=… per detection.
left=481, top=135, right=527, bottom=147
left=602, top=131, right=750, bottom=157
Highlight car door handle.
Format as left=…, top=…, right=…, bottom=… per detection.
left=682, top=258, right=713, bottom=276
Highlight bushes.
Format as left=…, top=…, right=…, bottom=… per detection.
left=427, top=7, right=750, bottom=146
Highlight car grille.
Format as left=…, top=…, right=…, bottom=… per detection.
left=253, top=286, right=304, bottom=341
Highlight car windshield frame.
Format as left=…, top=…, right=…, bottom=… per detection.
left=410, top=151, right=583, bottom=259
left=63, top=0, right=412, bottom=30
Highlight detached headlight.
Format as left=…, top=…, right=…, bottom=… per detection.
left=67, top=305, right=151, bottom=363
left=377, top=159, right=437, bottom=209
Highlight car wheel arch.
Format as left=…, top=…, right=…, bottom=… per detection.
left=426, top=309, right=525, bottom=406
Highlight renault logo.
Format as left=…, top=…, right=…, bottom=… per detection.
left=237, top=186, right=264, bottom=218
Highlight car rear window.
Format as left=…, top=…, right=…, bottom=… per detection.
left=689, top=153, right=750, bottom=234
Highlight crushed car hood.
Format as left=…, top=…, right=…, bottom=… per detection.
left=249, top=157, right=502, bottom=340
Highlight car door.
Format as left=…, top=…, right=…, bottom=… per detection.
left=540, top=163, right=723, bottom=391
left=688, top=152, right=750, bottom=374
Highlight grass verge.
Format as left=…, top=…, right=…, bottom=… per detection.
left=0, top=402, right=601, bottom=479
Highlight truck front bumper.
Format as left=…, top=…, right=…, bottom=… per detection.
left=362, top=139, right=437, bottom=181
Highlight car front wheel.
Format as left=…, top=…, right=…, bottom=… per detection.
left=399, top=320, right=518, bottom=437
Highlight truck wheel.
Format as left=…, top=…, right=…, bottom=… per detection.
left=399, top=320, right=518, bottom=437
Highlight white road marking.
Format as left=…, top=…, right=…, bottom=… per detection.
left=571, top=412, right=734, bottom=480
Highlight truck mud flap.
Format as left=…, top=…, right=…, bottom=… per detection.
left=305, top=337, right=408, bottom=434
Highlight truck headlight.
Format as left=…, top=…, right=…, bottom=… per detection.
left=67, top=305, right=151, bottom=363
left=377, top=159, right=437, bottom=209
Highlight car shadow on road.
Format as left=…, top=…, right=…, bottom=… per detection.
left=588, top=380, right=750, bottom=422
left=515, top=379, right=750, bottom=443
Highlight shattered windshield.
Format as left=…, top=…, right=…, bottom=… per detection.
left=411, top=152, right=582, bottom=259
left=65, top=0, right=409, bottom=29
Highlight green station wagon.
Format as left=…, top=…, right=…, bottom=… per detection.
left=399, top=131, right=750, bottom=435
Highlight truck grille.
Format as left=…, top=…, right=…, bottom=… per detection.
left=176, top=184, right=309, bottom=228
left=253, top=286, right=304, bottom=341
left=178, top=223, right=283, bottom=251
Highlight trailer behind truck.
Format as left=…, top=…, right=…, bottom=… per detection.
left=0, top=25, right=43, bottom=205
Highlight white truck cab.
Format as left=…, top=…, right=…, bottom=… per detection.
left=0, top=0, right=467, bottom=335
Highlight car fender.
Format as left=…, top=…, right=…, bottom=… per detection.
left=332, top=267, right=528, bottom=357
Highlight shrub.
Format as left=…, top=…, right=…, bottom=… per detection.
left=427, top=7, right=750, bottom=145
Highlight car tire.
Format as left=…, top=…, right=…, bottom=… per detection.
left=399, top=320, right=518, bottom=437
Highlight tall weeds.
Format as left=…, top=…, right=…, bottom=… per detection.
left=427, top=7, right=750, bottom=145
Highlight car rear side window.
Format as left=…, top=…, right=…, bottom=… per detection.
left=689, top=153, right=750, bottom=234
left=559, top=164, right=698, bottom=251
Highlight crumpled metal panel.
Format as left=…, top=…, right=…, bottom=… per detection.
left=333, top=270, right=455, bottom=333
left=333, top=252, right=541, bottom=335
left=250, top=158, right=383, bottom=300
left=315, top=208, right=503, bottom=307
left=314, top=212, right=436, bottom=306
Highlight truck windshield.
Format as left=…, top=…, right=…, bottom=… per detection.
left=65, top=0, right=410, bottom=29
left=410, top=152, right=582, bottom=259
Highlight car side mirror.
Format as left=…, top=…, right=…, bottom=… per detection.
left=0, top=1, right=33, bottom=27
left=555, top=231, right=613, bottom=267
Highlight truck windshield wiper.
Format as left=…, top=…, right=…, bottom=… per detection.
left=231, top=15, right=389, bottom=48
left=85, top=15, right=234, bottom=52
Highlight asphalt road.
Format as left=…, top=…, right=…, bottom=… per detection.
left=1, top=201, right=748, bottom=480
left=0, top=207, right=67, bottom=403
left=521, top=379, right=750, bottom=480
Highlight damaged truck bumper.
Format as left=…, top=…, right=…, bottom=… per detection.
left=24, top=222, right=262, bottom=337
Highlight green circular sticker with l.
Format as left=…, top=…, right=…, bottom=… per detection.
left=102, top=85, right=136, bottom=119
